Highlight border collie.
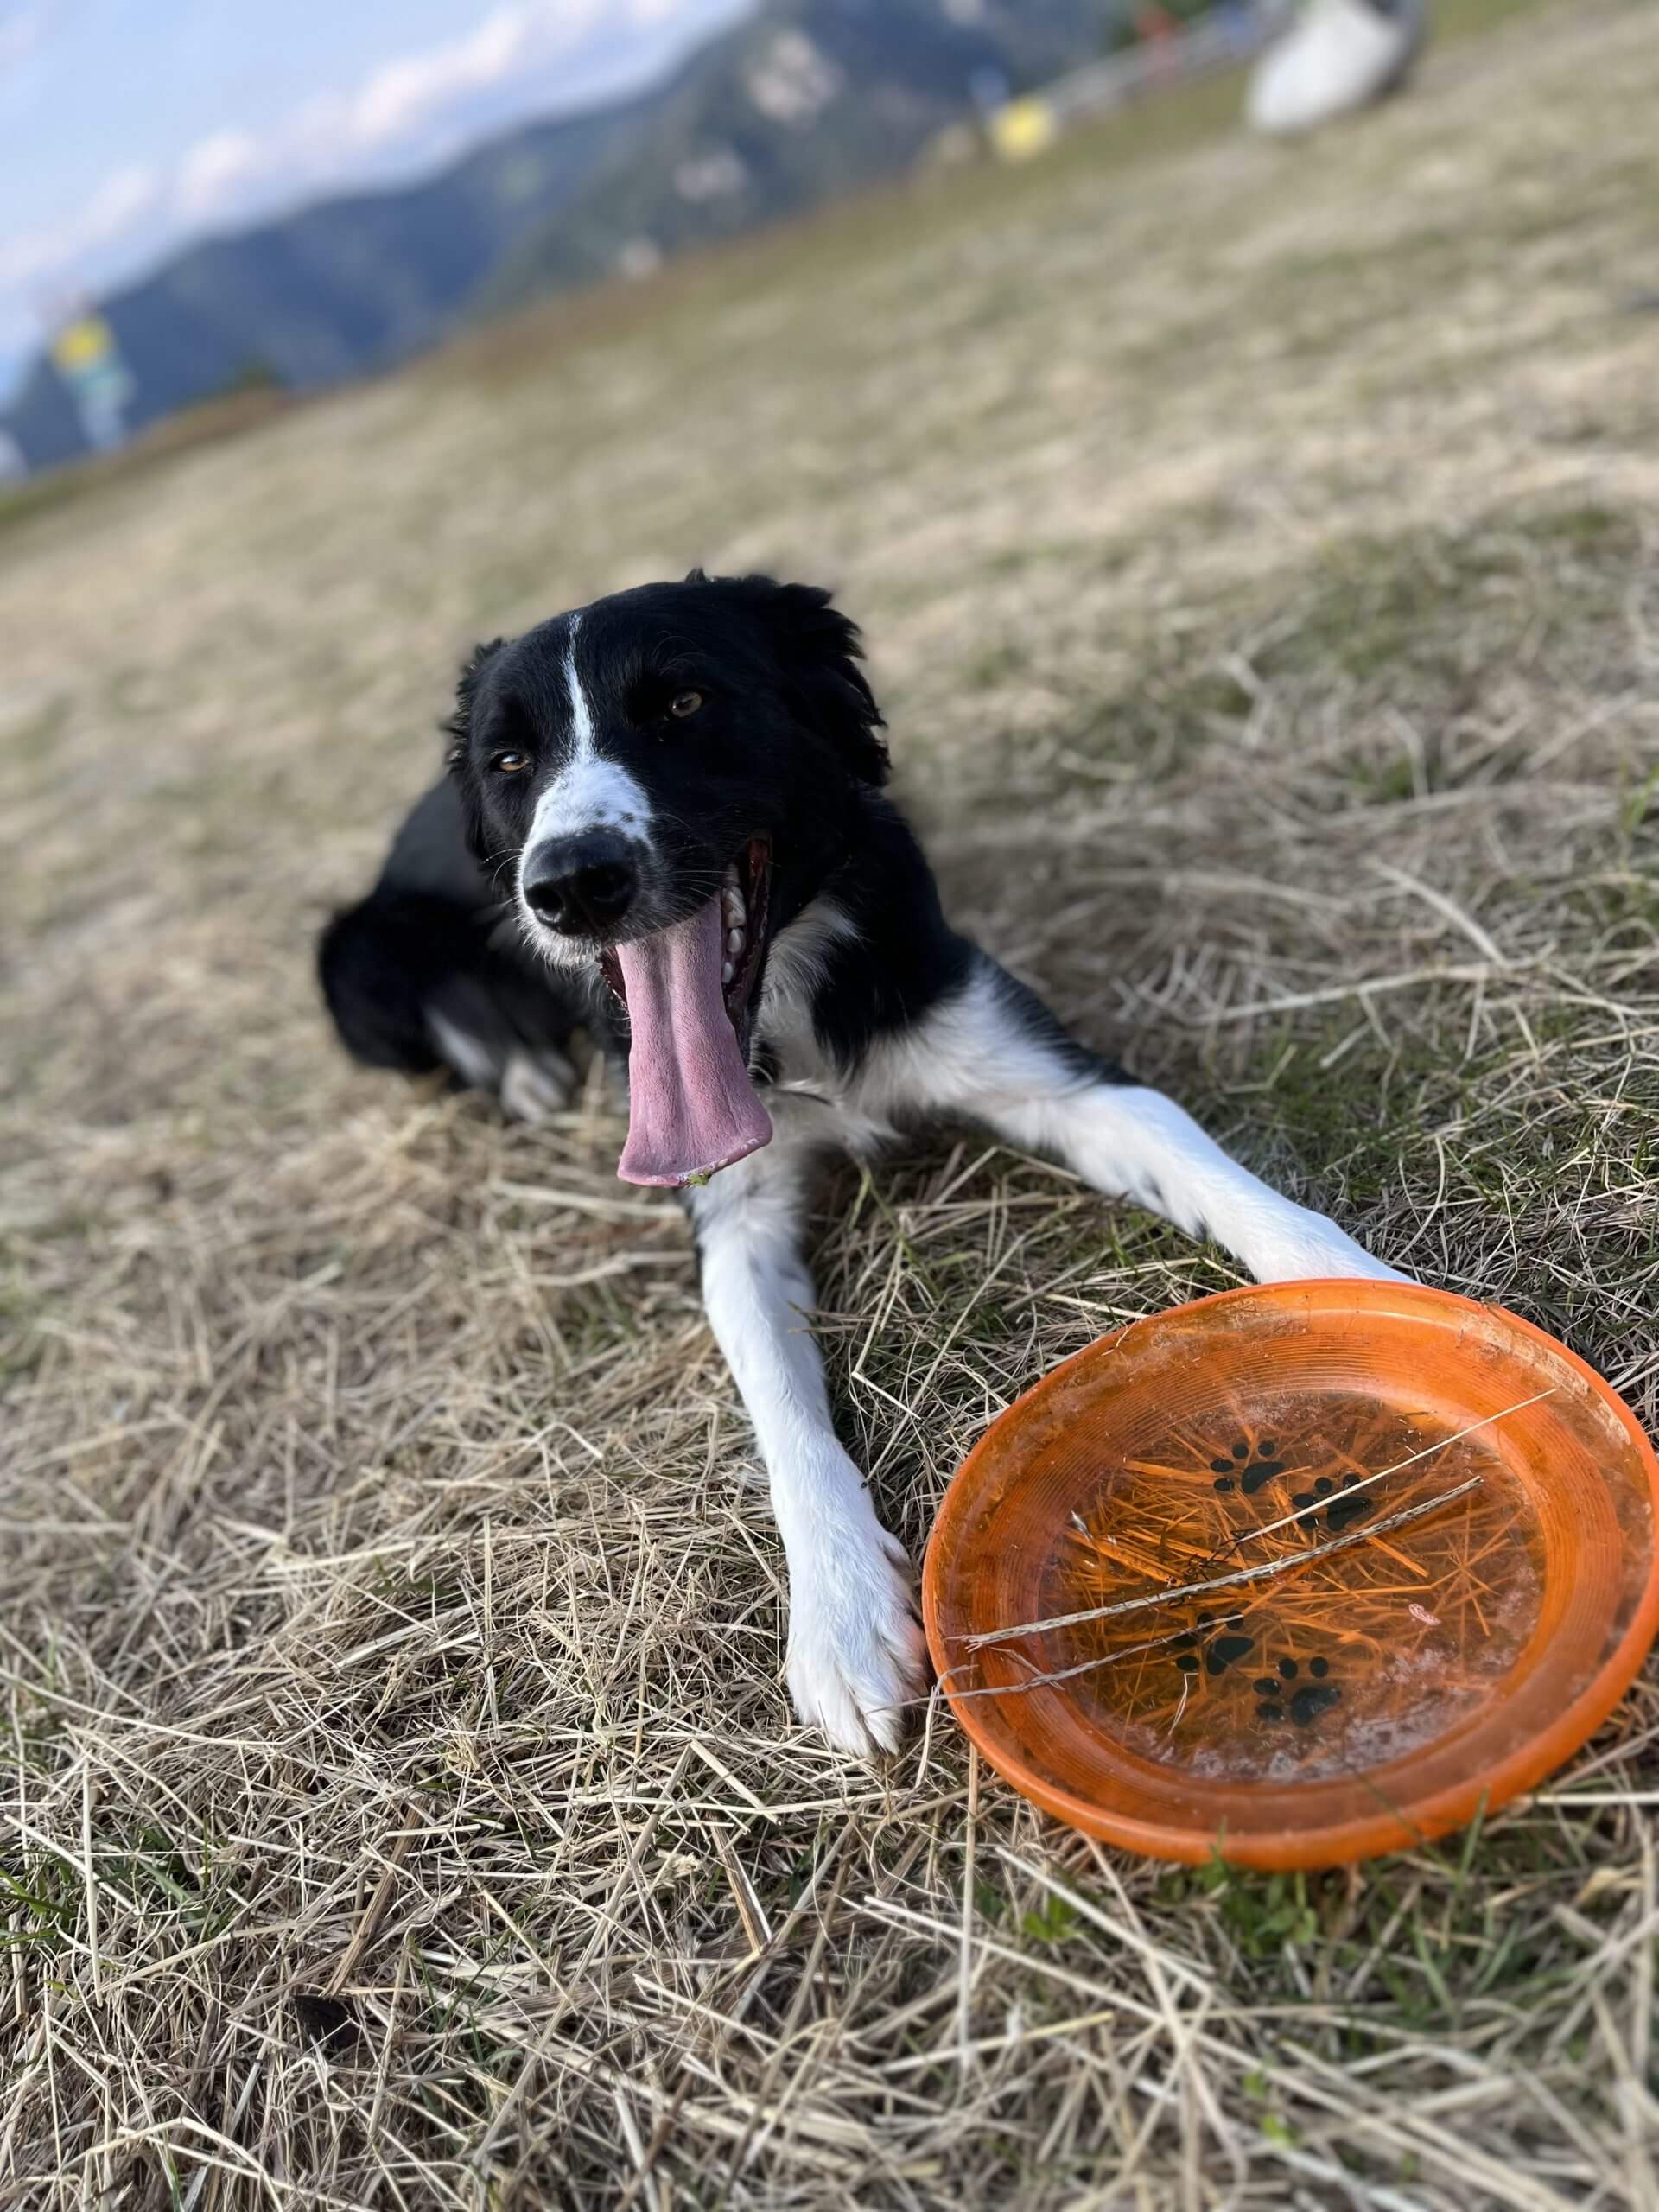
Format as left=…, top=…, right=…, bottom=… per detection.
left=320, top=572, right=1401, bottom=1755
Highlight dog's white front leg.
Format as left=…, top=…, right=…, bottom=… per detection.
left=1008, top=1080, right=1406, bottom=1284
left=689, top=1135, right=926, bottom=1756
left=907, top=957, right=1406, bottom=1286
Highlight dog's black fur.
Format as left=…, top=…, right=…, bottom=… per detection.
left=319, top=781, right=580, bottom=1082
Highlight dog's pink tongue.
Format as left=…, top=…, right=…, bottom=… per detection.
left=614, top=898, right=772, bottom=1187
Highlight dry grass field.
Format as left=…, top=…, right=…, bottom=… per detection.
left=3, top=2, right=1658, bottom=2203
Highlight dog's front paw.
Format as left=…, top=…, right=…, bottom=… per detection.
left=1249, top=1206, right=1409, bottom=1287
left=785, top=1506, right=929, bottom=1758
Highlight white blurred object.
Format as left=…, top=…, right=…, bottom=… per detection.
left=1247, top=0, right=1427, bottom=136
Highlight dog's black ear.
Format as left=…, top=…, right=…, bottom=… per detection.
left=442, top=639, right=505, bottom=768
left=442, top=639, right=505, bottom=864
left=705, top=573, right=888, bottom=786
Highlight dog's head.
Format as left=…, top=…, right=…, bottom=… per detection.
left=446, top=570, right=887, bottom=1186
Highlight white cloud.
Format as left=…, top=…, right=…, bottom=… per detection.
left=340, top=1, right=730, bottom=152
left=175, top=130, right=262, bottom=219
left=82, top=164, right=160, bottom=240
left=0, top=229, right=53, bottom=289
left=168, top=0, right=686, bottom=219
left=0, top=6, right=47, bottom=74
left=0, top=162, right=157, bottom=289
left=348, top=5, right=541, bottom=149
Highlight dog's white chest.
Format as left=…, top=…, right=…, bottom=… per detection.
left=753, top=988, right=898, bottom=1164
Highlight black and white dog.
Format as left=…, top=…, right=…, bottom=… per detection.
left=320, top=571, right=1402, bottom=1754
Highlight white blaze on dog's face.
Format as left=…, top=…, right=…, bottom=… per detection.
left=445, top=571, right=889, bottom=1190
left=517, top=614, right=654, bottom=871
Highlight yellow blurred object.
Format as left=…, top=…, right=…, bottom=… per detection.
left=51, top=316, right=117, bottom=373
left=988, top=96, right=1059, bottom=163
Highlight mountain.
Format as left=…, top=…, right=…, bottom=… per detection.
left=475, top=0, right=1120, bottom=318
left=0, top=99, right=643, bottom=473
left=1, top=0, right=1121, bottom=474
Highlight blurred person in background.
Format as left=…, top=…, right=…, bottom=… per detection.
left=1248, top=0, right=1427, bottom=133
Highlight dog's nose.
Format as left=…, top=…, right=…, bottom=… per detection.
left=522, top=833, right=639, bottom=935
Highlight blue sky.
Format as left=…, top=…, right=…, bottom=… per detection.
left=0, top=0, right=749, bottom=391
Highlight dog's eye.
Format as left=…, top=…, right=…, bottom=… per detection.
left=489, top=749, right=532, bottom=775
left=668, top=690, right=703, bottom=720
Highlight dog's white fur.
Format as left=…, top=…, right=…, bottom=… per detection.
left=519, top=620, right=652, bottom=891
left=688, top=928, right=1402, bottom=1757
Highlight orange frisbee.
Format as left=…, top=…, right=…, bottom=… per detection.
left=923, top=1281, right=1659, bottom=1869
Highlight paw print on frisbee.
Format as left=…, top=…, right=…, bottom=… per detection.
left=1288, top=1471, right=1375, bottom=1532
left=1252, top=1653, right=1341, bottom=1728
left=1168, top=1613, right=1255, bottom=1680
left=922, top=1282, right=1659, bottom=1869
left=1210, top=1439, right=1285, bottom=1496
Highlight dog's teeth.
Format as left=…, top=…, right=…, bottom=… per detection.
left=721, top=960, right=734, bottom=986
left=727, top=928, right=743, bottom=957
